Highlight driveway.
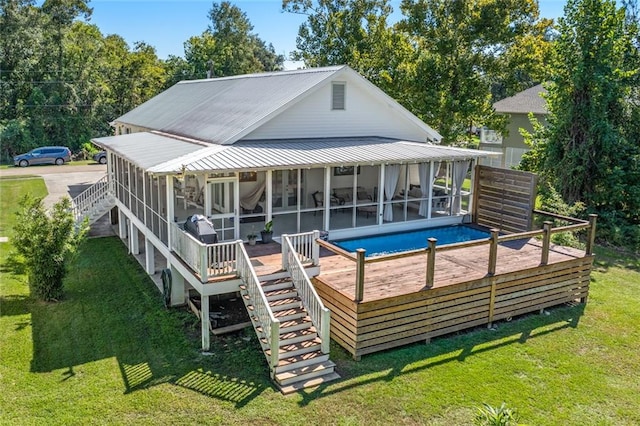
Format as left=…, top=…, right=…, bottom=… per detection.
left=0, top=163, right=115, bottom=237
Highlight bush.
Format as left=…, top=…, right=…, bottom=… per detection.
left=12, top=195, right=88, bottom=301
left=474, top=402, right=522, bottom=426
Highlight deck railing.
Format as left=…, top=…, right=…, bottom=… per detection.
left=316, top=212, right=597, bottom=302
left=71, top=174, right=114, bottom=222
left=280, top=230, right=320, bottom=270
left=282, top=234, right=330, bottom=354
left=170, top=223, right=238, bottom=282
left=237, top=242, right=280, bottom=372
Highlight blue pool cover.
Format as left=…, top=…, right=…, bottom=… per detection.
left=332, top=225, right=490, bottom=257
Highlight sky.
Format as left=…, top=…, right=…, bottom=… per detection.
left=79, top=0, right=567, bottom=69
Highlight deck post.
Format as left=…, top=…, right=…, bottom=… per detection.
left=312, top=230, right=320, bottom=266
left=355, top=249, right=366, bottom=303
left=281, top=234, right=289, bottom=270
left=541, top=221, right=552, bottom=265
left=200, top=245, right=208, bottom=283
left=586, top=214, right=598, bottom=256
left=488, top=228, right=499, bottom=276
left=425, top=238, right=437, bottom=288
left=201, top=294, right=210, bottom=351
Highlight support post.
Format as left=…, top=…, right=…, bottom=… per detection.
left=425, top=238, right=437, bottom=288
left=586, top=214, right=598, bottom=256
left=488, top=228, right=499, bottom=276
left=169, top=265, right=186, bottom=306
left=145, top=238, right=155, bottom=274
left=118, top=210, right=127, bottom=239
left=541, top=221, right=552, bottom=265
left=312, top=230, right=320, bottom=266
left=355, top=249, right=366, bottom=303
left=200, top=245, right=208, bottom=283
left=129, top=221, right=139, bottom=255
left=281, top=234, right=289, bottom=270
left=201, top=294, right=210, bottom=351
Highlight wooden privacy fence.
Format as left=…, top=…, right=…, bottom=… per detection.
left=473, top=165, right=538, bottom=233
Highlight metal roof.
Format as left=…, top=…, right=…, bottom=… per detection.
left=92, top=132, right=208, bottom=170
left=115, top=66, right=346, bottom=145
left=95, top=135, right=498, bottom=175
left=493, top=84, right=548, bottom=114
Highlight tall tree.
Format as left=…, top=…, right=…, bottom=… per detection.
left=522, top=0, right=640, bottom=249
left=184, top=1, right=283, bottom=79
left=399, top=0, right=551, bottom=143
left=283, top=0, right=413, bottom=98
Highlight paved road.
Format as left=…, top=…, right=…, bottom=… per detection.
left=0, top=163, right=107, bottom=208
left=0, top=163, right=115, bottom=237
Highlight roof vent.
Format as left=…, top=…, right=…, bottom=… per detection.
left=332, top=82, right=345, bottom=110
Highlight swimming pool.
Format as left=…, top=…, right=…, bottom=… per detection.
left=332, top=225, right=490, bottom=257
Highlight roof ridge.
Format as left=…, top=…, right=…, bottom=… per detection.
left=177, top=65, right=346, bottom=85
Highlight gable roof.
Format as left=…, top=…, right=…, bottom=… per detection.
left=115, top=65, right=441, bottom=145
left=493, top=84, right=548, bottom=115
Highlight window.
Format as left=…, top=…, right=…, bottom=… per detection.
left=332, top=82, right=345, bottom=110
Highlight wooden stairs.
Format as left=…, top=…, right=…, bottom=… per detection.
left=240, top=276, right=339, bottom=394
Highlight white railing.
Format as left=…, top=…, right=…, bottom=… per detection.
left=283, top=235, right=331, bottom=354
left=237, top=243, right=281, bottom=372
left=281, top=230, right=320, bottom=270
left=72, top=174, right=114, bottom=222
left=170, top=223, right=238, bottom=282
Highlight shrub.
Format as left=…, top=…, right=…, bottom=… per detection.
left=474, top=402, right=522, bottom=426
left=12, top=195, right=88, bottom=301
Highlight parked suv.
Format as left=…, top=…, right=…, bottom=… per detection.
left=93, top=150, right=107, bottom=164
left=14, top=146, right=72, bottom=167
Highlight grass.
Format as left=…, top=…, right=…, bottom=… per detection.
left=0, top=176, right=47, bottom=235
left=1, top=177, right=639, bottom=424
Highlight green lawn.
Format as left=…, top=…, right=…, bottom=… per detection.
left=0, top=176, right=47, bottom=235
left=1, top=177, right=639, bottom=425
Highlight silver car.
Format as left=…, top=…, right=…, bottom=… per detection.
left=14, top=146, right=72, bottom=167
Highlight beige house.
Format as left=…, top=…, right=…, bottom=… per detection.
left=480, top=84, right=547, bottom=169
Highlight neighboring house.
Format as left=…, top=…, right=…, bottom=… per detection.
left=480, top=84, right=547, bottom=169
left=81, top=65, right=506, bottom=391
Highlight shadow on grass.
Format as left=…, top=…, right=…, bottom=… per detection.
left=26, top=237, right=267, bottom=407
left=297, top=302, right=585, bottom=406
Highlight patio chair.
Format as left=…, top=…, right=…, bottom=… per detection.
left=311, top=191, right=339, bottom=215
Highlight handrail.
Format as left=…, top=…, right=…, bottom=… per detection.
left=169, top=223, right=238, bottom=282
left=316, top=238, right=357, bottom=261
left=533, top=209, right=589, bottom=224
left=71, top=174, right=114, bottom=221
left=281, top=230, right=320, bottom=269
left=282, top=235, right=331, bottom=354
left=237, top=242, right=281, bottom=370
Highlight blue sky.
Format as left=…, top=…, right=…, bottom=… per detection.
left=82, top=0, right=567, bottom=66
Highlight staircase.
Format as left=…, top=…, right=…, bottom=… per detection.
left=236, top=239, right=339, bottom=394
left=241, top=276, right=339, bottom=393
left=72, top=175, right=116, bottom=225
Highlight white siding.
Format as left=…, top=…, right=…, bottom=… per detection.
left=244, top=74, right=431, bottom=142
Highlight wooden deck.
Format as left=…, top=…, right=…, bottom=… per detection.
left=312, top=238, right=592, bottom=359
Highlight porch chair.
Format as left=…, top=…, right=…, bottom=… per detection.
left=311, top=191, right=339, bottom=215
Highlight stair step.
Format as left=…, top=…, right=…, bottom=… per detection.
left=272, top=307, right=306, bottom=322
left=261, top=278, right=294, bottom=292
left=279, top=316, right=314, bottom=333
left=278, top=372, right=341, bottom=395
left=275, top=350, right=329, bottom=374
left=266, top=338, right=322, bottom=360
left=264, top=287, right=298, bottom=302
left=268, top=297, right=301, bottom=311
left=275, top=360, right=336, bottom=387
left=279, top=328, right=318, bottom=346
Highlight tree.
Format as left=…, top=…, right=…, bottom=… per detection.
left=399, top=0, right=552, bottom=143
left=183, top=1, right=283, bottom=79
left=12, top=195, right=88, bottom=301
left=283, top=0, right=413, bottom=98
left=521, top=0, right=640, bottom=249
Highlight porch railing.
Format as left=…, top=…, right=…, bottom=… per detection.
left=71, top=174, right=114, bottom=222
left=237, top=242, right=280, bottom=372
left=316, top=212, right=597, bottom=302
left=282, top=234, right=330, bottom=354
left=281, top=230, right=320, bottom=269
left=169, top=222, right=238, bottom=282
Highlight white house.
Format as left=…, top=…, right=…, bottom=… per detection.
left=84, top=65, right=498, bottom=392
